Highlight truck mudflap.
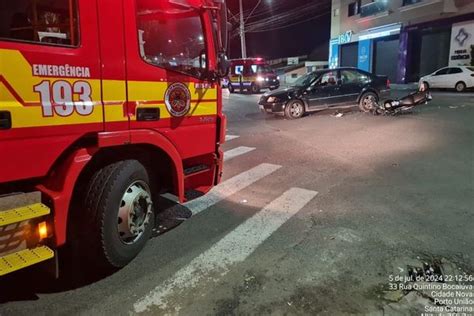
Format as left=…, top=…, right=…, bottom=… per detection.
left=0, top=203, right=54, bottom=277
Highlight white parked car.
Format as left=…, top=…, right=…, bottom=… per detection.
left=419, top=66, right=474, bottom=92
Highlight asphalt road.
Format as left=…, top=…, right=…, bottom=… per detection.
left=1, top=88, right=473, bottom=315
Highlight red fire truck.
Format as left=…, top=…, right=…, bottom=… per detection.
left=0, top=0, right=229, bottom=276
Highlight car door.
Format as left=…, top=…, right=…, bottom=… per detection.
left=339, top=70, right=369, bottom=104
left=430, top=68, right=449, bottom=88
left=447, top=67, right=463, bottom=88
left=124, top=0, right=219, bottom=159
left=306, top=70, right=342, bottom=109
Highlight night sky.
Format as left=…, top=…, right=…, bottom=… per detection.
left=227, top=0, right=331, bottom=60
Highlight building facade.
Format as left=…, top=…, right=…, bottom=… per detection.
left=329, top=0, right=474, bottom=83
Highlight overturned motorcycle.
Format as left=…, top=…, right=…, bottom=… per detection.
left=370, top=84, right=432, bottom=115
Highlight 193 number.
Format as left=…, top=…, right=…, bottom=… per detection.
left=34, top=80, right=94, bottom=117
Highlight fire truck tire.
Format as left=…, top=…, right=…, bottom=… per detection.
left=81, top=160, right=155, bottom=268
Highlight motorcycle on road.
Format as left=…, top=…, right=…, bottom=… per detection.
left=371, top=83, right=432, bottom=115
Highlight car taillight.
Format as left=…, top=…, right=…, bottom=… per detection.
left=386, top=79, right=391, bottom=89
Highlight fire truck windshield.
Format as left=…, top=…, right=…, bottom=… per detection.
left=137, top=3, right=207, bottom=79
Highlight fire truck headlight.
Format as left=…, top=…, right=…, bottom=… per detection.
left=257, top=77, right=265, bottom=82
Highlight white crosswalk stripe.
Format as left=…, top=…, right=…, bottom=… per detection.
left=134, top=187, right=318, bottom=313
left=186, top=163, right=281, bottom=215
left=224, top=146, right=255, bottom=161
left=225, top=134, right=240, bottom=142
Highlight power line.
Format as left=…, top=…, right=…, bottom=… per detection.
left=244, top=0, right=262, bottom=24
left=244, top=2, right=330, bottom=33
left=246, top=11, right=330, bottom=33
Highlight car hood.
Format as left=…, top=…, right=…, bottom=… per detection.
left=263, top=86, right=301, bottom=99
left=420, top=74, right=432, bottom=81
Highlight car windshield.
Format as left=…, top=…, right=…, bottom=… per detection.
left=252, top=65, right=272, bottom=74
left=292, top=72, right=319, bottom=87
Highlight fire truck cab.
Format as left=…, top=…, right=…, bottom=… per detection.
left=228, top=58, right=279, bottom=94
left=0, top=0, right=228, bottom=276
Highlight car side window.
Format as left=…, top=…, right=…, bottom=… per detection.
left=448, top=68, right=463, bottom=74
left=341, top=70, right=370, bottom=84
left=320, top=71, right=338, bottom=86
left=435, top=68, right=449, bottom=76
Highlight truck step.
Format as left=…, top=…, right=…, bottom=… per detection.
left=0, top=246, right=54, bottom=276
left=0, top=203, right=50, bottom=227
left=184, top=164, right=210, bottom=177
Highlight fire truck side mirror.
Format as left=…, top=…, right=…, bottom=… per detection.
left=217, top=52, right=230, bottom=78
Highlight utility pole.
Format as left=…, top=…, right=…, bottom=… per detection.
left=239, top=0, right=247, bottom=58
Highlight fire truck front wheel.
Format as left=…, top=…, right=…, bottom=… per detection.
left=81, top=160, right=155, bottom=268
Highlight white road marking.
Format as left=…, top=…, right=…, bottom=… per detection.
left=222, top=89, right=230, bottom=99
left=186, top=163, right=281, bottom=216
left=134, top=187, right=318, bottom=313
left=224, top=146, right=255, bottom=162
left=225, top=134, right=240, bottom=142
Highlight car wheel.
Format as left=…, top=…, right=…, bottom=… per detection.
left=284, top=100, right=305, bottom=119
left=79, top=160, right=155, bottom=269
left=228, top=84, right=234, bottom=93
left=359, top=92, right=378, bottom=113
left=250, top=83, right=260, bottom=94
left=455, top=81, right=466, bottom=92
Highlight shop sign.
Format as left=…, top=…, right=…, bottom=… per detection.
left=338, top=31, right=353, bottom=44
left=449, top=21, right=474, bottom=66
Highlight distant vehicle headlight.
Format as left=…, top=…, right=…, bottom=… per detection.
left=257, top=76, right=265, bottom=82
left=267, top=96, right=278, bottom=103
left=277, top=76, right=280, bottom=80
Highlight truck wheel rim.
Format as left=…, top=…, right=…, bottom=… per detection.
left=290, top=103, right=302, bottom=117
left=117, top=181, right=153, bottom=245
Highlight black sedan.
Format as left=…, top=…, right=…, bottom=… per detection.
left=258, top=68, right=390, bottom=119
